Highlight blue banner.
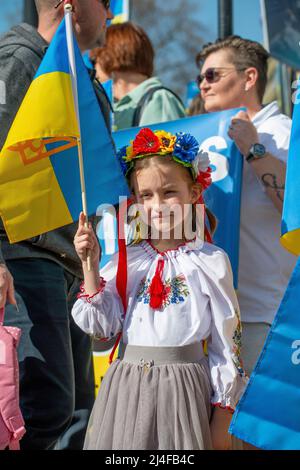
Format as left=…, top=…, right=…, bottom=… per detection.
left=97, top=111, right=243, bottom=288
left=230, top=258, right=300, bottom=449
left=229, top=79, right=300, bottom=450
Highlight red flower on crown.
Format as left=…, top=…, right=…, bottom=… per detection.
left=133, top=128, right=161, bottom=155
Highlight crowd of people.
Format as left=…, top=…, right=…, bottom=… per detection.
left=0, top=0, right=296, bottom=451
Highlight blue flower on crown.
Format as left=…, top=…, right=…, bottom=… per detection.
left=117, top=146, right=129, bottom=175
left=173, top=133, right=200, bottom=164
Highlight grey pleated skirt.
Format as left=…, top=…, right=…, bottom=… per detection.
left=84, top=343, right=213, bottom=450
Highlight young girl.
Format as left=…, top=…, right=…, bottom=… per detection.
left=72, top=128, right=247, bottom=450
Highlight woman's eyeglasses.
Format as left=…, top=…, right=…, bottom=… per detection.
left=196, top=67, right=245, bottom=87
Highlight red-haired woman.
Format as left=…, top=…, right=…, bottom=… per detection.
left=90, top=22, right=185, bottom=130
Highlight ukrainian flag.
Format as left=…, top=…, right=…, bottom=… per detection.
left=111, top=0, right=129, bottom=24
left=229, top=82, right=300, bottom=450
left=281, top=84, right=300, bottom=255
left=0, top=19, right=129, bottom=243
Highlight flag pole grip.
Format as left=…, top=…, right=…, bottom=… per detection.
left=65, top=1, right=91, bottom=271
left=77, top=138, right=91, bottom=272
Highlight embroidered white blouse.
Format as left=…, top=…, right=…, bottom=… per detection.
left=72, top=238, right=247, bottom=410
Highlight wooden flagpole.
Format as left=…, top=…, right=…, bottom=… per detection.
left=64, top=0, right=91, bottom=271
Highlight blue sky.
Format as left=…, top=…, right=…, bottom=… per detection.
left=0, top=0, right=264, bottom=43
left=207, top=0, right=263, bottom=43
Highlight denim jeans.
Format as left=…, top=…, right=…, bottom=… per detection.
left=4, top=258, right=95, bottom=450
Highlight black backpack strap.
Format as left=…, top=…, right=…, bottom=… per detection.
left=132, top=86, right=184, bottom=127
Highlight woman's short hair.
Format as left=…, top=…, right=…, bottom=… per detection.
left=196, top=36, right=270, bottom=102
left=92, top=22, right=154, bottom=78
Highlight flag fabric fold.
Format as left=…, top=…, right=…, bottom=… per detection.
left=230, top=83, right=300, bottom=450
left=281, top=85, right=300, bottom=255
left=0, top=18, right=129, bottom=243
left=229, top=258, right=300, bottom=450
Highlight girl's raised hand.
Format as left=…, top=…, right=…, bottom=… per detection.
left=74, top=212, right=101, bottom=267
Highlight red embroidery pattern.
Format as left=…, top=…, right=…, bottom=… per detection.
left=77, top=278, right=106, bottom=303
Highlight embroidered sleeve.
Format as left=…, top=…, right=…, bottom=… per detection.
left=71, top=260, right=124, bottom=340
left=77, top=279, right=106, bottom=303
left=77, top=277, right=106, bottom=303
left=205, top=251, right=248, bottom=411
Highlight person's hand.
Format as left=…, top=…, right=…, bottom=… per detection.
left=0, top=264, right=17, bottom=309
left=210, top=406, right=233, bottom=450
left=74, top=212, right=101, bottom=268
left=228, top=111, right=259, bottom=156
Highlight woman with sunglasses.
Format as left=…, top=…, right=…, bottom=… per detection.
left=196, top=36, right=296, bottom=437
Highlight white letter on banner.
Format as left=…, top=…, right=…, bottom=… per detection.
left=199, top=136, right=229, bottom=183
left=291, top=340, right=300, bottom=365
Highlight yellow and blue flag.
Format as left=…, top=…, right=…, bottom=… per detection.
left=229, top=258, right=300, bottom=449
left=0, top=19, right=129, bottom=243
left=229, top=86, right=300, bottom=449
left=111, top=0, right=129, bottom=24
left=281, top=89, right=300, bottom=255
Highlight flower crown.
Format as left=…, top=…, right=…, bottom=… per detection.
left=117, top=128, right=212, bottom=191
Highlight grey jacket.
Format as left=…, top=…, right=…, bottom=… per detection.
left=0, top=23, right=112, bottom=278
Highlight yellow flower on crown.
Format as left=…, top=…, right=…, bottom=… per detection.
left=155, top=130, right=176, bottom=155
left=126, top=142, right=135, bottom=160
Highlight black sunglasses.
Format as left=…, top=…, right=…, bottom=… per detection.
left=196, top=67, right=245, bottom=87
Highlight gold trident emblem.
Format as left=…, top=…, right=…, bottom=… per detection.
left=10, top=137, right=77, bottom=166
